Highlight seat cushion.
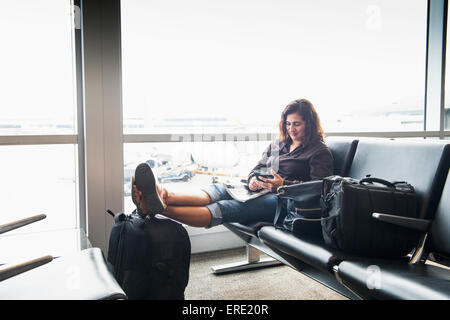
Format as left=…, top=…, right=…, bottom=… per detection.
left=0, top=248, right=127, bottom=300
left=258, top=226, right=351, bottom=273
left=225, top=222, right=273, bottom=237
left=337, top=259, right=450, bottom=300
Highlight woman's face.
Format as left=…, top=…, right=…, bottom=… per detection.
left=285, top=113, right=305, bottom=143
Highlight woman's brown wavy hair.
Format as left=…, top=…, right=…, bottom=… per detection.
left=278, top=99, right=325, bottom=146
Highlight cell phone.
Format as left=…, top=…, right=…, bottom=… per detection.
left=254, top=169, right=274, bottom=182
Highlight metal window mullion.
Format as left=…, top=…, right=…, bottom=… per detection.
left=73, top=0, right=87, bottom=233
left=122, top=131, right=448, bottom=144
left=442, top=1, right=448, bottom=138
left=0, top=135, right=77, bottom=145
left=82, top=0, right=123, bottom=254
left=425, top=0, right=448, bottom=139
left=123, top=133, right=277, bottom=143
left=326, top=131, right=444, bottom=138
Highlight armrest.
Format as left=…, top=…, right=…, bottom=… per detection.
left=277, top=180, right=322, bottom=197
left=0, top=214, right=46, bottom=235
left=0, top=255, right=53, bottom=281
left=372, top=213, right=431, bottom=232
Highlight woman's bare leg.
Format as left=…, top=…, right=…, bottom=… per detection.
left=159, top=186, right=212, bottom=206
left=155, top=185, right=213, bottom=227
left=162, top=206, right=211, bottom=228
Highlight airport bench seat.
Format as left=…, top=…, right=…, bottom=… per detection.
left=258, top=227, right=351, bottom=273
left=0, top=247, right=127, bottom=300
left=224, top=138, right=450, bottom=299
left=259, top=140, right=450, bottom=273
left=335, top=259, right=450, bottom=300
left=0, top=214, right=127, bottom=300
left=334, top=171, right=450, bottom=300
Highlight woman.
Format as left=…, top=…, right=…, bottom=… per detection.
left=132, top=99, right=333, bottom=228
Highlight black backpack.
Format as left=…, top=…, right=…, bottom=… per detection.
left=107, top=210, right=191, bottom=300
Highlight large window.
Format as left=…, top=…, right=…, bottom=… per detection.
left=0, top=145, right=78, bottom=232
left=120, top=0, right=428, bottom=199
left=123, top=139, right=272, bottom=212
left=0, top=1, right=79, bottom=233
left=0, top=1, right=77, bottom=135
left=445, top=1, right=450, bottom=130
left=121, top=0, right=427, bottom=136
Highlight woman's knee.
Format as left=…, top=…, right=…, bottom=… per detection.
left=201, top=184, right=230, bottom=203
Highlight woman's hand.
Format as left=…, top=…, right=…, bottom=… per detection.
left=248, top=176, right=267, bottom=191
left=259, top=170, right=284, bottom=193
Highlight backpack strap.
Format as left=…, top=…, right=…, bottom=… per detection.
left=273, top=195, right=284, bottom=227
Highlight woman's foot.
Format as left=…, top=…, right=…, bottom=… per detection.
left=134, top=163, right=166, bottom=215
left=156, top=184, right=168, bottom=209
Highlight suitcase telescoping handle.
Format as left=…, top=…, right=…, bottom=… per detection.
left=360, top=177, right=396, bottom=188
left=106, top=209, right=126, bottom=223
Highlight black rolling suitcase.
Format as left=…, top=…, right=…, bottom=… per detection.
left=107, top=210, right=191, bottom=300
left=320, top=176, right=421, bottom=258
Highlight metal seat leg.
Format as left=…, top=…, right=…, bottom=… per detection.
left=211, top=244, right=282, bottom=274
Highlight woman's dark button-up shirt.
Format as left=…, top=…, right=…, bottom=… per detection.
left=248, top=139, right=334, bottom=185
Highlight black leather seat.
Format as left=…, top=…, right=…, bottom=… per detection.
left=259, top=139, right=450, bottom=273
left=0, top=248, right=127, bottom=300
left=226, top=221, right=273, bottom=238
left=335, top=172, right=450, bottom=300
left=335, top=259, right=450, bottom=300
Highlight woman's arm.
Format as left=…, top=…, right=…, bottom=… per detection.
left=283, top=178, right=302, bottom=186
left=274, top=145, right=334, bottom=186
left=247, top=142, right=274, bottom=185
left=309, top=148, right=334, bottom=180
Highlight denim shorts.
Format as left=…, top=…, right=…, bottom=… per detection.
left=201, top=184, right=278, bottom=228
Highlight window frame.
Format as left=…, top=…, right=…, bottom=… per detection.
left=0, top=0, right=86, bottom=232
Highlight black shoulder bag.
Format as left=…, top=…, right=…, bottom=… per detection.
left=274, top=180, right=324, bottom=240
left=320, top=175, right=421, bottom=258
